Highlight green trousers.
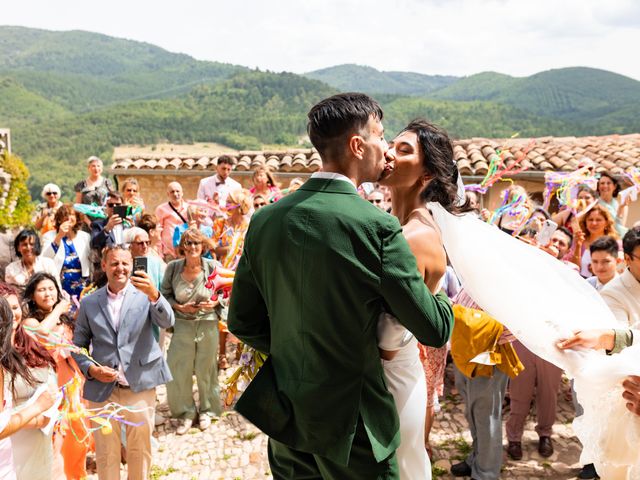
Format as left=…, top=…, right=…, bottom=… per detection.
left=166, top=318, right=222, bottom=420
left=268, top=418, right=399, bottom=480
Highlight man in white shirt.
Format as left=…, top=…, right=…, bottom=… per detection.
left=600, top=227, right=640, bottom=330
left=196, top=155, right=241, bottom=208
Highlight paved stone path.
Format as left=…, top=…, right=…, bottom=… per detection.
left=88, top=361, right=585, bottom=479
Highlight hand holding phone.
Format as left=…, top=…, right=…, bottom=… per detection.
left=133, top=256, right=148, bottom=277
left=535, top=219, right=558, bottom=246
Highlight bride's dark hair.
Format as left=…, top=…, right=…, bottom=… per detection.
left=400, top=119, right=472, bottom=214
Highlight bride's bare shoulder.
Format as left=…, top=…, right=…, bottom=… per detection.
left=403, top=210, right=447, bottom=285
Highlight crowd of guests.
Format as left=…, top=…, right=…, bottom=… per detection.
left=0, top=149, right=639, bottom=480
left=0, top=154, right=305, bottom=479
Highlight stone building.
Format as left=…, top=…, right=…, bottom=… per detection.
left=109, top=133, right=640, bottom=224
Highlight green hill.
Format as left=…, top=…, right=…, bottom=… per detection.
left=380, top=96, right=576, bottom=140
left=305, top=64, right=458, bottom=95
left=432, top=67, right=640, bottom=122
left=0, top=76, right=70, bottom=121
left=430, top=72, right=518, bottom=101
left=0, top=26, right=247, bottom=111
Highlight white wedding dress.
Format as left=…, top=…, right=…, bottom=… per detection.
left=379, top=313, right=432, bottom=480
left=428, top=202, right=640, bottom=479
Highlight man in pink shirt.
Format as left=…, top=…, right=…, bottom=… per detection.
left=155, top=182, right=188, bottom=261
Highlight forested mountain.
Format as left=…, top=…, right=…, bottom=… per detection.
left=305, top=64, right=458, bottom=96
left=431, top=67, right=640, bottom=121
left=0, top=26, right=247, bottom=111
left=1, top=26, right=639, bottom=201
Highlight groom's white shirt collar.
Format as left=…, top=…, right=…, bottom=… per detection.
left=310, top=172, right=356, bottom=190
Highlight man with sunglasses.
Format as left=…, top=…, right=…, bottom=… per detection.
left=90, top=191, right=128, bottom=284
left=33, top=183, right=63, bottom=235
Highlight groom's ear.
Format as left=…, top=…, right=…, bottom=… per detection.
left=348, top=134, right=365, bottom=160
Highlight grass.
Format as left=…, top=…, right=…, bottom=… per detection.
left=452, top=437, right=472, bottom=456
left=432, top=464, right=448, bottom=478
left=187, top=449, right=201, bottom=457
left=223, top=453, right=232, bottom=461
left=149, top=465, right=178, bottom=479
left=238, top=431, right=259, bottom=441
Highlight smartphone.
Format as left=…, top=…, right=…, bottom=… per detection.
left=535, top=219, right=558, bottom=246
left=133, top=256, right=148, bottom=276
left=113, top=205, right=129, bottom=219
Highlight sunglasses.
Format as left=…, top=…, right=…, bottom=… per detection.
left=368, top=199, right=383, bottom=204
left=253, top=203, right=266, bottom=208
left=133, top=240, right=150, bottom=246
left=184, top=241, right=202, bottom=247
left=107, top=203, right=122, bottom=208
left=45, top=192, right=58, bottom=196
left=125, top=189, right=138, bottom=193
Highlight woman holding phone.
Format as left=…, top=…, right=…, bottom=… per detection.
left=161, top=228, right=223, bottom=435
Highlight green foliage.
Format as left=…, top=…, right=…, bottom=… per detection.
left=305, top=63, right=458, bottom=95
left=0, top=151, right=33, bottom=228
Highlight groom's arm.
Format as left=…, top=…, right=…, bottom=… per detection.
left=228, top=241, right=271, bottom=354
left=379, top=219, right=453, bottom=347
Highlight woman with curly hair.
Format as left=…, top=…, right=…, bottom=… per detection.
left=42, top=204, right=92, bottom=300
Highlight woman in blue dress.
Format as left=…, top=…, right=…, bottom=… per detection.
left=42, top=205, right=92, bottom=301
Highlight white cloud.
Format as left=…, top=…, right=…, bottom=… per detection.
left=2, top=0, right=639, bottom=80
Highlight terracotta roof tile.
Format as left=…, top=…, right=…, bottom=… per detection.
left=109, top=134, right=640, bottom=177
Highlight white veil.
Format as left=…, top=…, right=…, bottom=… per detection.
left=429, top=202, right=640, bottom=479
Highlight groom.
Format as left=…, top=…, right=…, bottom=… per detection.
left=228, top=93, right=454, bottom=479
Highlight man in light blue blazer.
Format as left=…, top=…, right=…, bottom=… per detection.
left=73, top=245, right=174, bottom=480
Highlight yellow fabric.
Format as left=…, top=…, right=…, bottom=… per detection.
left=451, top=304, right=524, bottom=379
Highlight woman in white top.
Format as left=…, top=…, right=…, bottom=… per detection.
left=41, top=204, right=91, bottom=299
left=3, top=229, right=57, bottom=288
left=378, top=119, right=471, bottom=479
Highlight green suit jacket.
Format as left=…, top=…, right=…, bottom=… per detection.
left=228, top=177, right=453, bottom=465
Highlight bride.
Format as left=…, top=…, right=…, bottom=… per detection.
left=377, top=119, right=470, bottom=479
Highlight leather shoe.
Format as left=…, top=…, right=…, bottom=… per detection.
left=538, top=436, right=553, bottom=457
left=450, top=461, right=472, bottom=477
left=577, top=463, right=599, bottom=479
left=507, top=441, right=523, bottom=460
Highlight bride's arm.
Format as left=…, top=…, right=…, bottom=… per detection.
left=379, top=221, right=447, bottom=360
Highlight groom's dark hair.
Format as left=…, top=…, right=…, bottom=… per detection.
left=307, top=93, right=383, bottom=158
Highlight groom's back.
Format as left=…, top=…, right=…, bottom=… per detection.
left=229, top=177, right=404, bottom=463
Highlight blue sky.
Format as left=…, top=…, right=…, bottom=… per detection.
left=4, top=0, right=640, bottom=80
